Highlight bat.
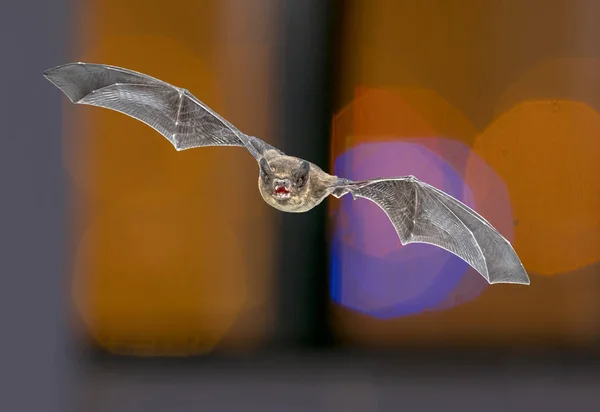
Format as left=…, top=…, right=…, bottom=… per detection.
left=43, top=62, right=530, bottom=286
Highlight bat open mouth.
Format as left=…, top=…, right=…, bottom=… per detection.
left=274, top=185, right=291, bottom=199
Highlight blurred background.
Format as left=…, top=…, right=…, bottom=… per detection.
left=3, top=0, right=600, bottom=410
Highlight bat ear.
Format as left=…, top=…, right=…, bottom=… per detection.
left=294, top=161, right=310, bottom=187
left=259, top=158, right=274, bottom=178
left=296, top=160, right=310, bottom=176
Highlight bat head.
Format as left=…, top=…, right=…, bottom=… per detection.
left=258, top=157, right=312, bottom=212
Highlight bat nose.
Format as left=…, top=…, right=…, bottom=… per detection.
left=274, top=179, right=289, bottom=188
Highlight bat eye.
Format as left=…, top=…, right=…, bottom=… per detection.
left=259, top=158, right=274, bottom=181
left=293, top=161, right=310, bottom=188
left=261, top=168, right=271, bottom=180
left=296, top=174, right=307, bottom=188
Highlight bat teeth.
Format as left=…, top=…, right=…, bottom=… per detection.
left=273, top=186, right=291, bottom=199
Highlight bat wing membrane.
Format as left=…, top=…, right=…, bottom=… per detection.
left=337, top=176, right=529, bottom=285
left=43, top=62, right=281, bottom=158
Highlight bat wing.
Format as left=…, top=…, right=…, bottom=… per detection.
left=334, top=176, right=529, bottom=285
left=43, top=62, right=282, bottom=159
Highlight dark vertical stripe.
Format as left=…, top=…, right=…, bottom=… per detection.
left=273, top=0, right=340, bottom=347
left=0, top=0, right=69, bottom=411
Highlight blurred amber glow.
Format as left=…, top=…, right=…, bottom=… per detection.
left=332, top=87, right=479, bottom=182
left=65, top=0, right=276, bottom=355
left=73, top=192, right=247, bottom=355
left=470, top=100, right=600, bottom=275
left=330, top=1, right=600, bottom=345
left=494, top=58, right=600, bottom=119
left=351, top=87, right=477, bottom=146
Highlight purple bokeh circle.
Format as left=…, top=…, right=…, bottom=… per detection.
left=330, top=140, right=486, bottom=318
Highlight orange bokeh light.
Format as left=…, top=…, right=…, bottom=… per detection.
left=469, top=100, right=600, bottom=275
left=73, top=191, right=249, bottom=355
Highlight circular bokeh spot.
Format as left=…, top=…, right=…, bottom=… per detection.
left=330, top=140, right=485, bottom=319
left=470, top=100, right=600, bottom=275
left=72, top=190, right=248, bottom=356
left=333, top=87, right=478, bottom=152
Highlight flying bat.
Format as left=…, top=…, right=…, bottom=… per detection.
left=43, top=62, right=530, bottom=285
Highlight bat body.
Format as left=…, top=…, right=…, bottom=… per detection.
left=44, top=62, right=530, bottom=285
